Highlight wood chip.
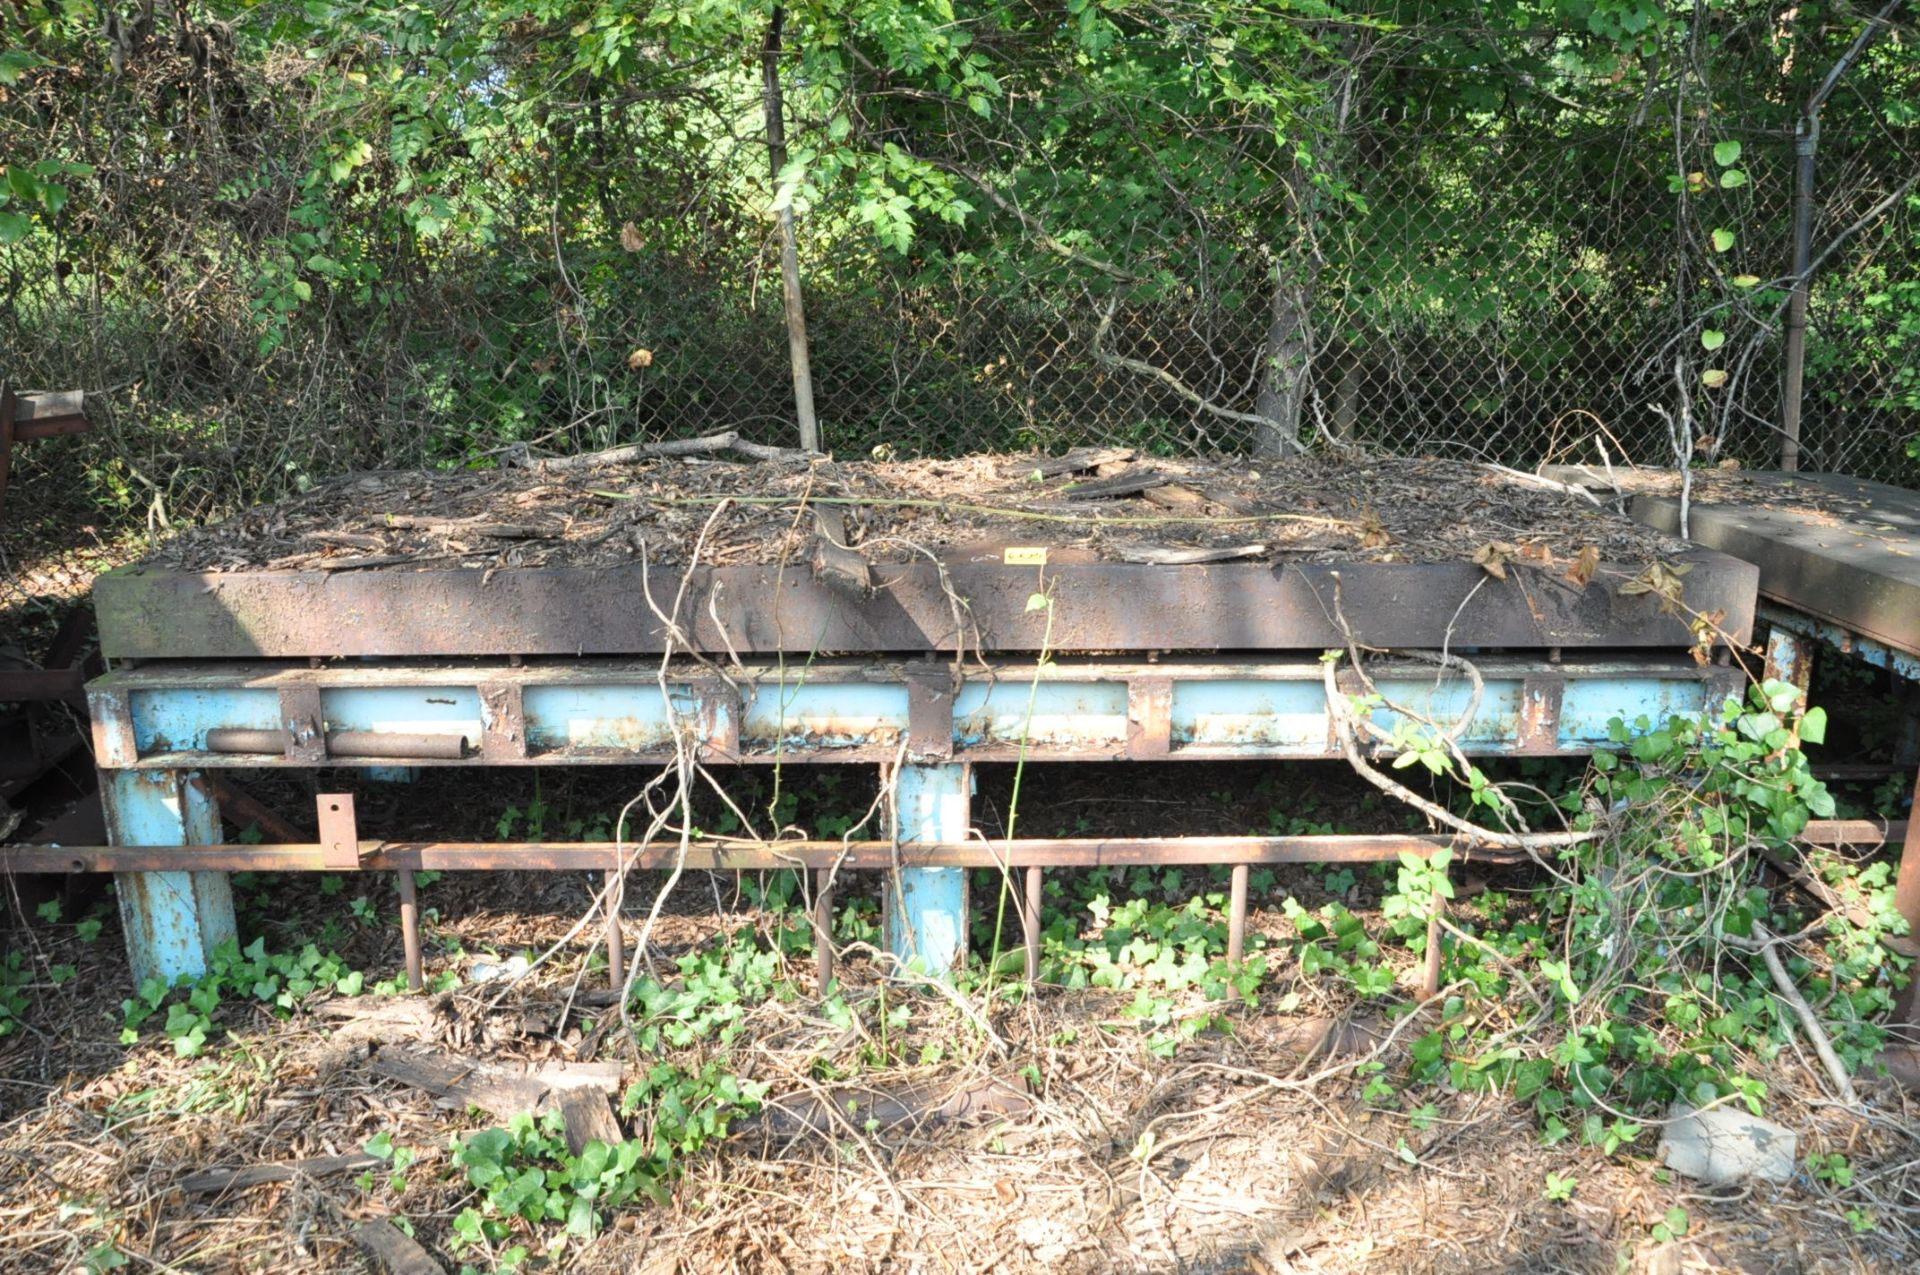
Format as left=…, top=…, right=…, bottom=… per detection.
left=557, top=1088, right=627, bottom=1155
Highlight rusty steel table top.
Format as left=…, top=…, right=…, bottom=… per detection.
left=1631, top=471, right=1920, bottom=660
left=92, top=550, right=1758, bottom=660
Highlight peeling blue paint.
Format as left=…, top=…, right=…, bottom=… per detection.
left=131, top=688, right=278, bottom=752
left=1760, top=604, right=1920, bottom=682
left=953, top=681, right=1128, bottom=748
left=1559, top=679, right=1720, bottom=742
left=742, top=681, right=908, bottom=752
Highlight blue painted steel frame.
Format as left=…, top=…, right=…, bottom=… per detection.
left=94, top=658, right=1738, bottom=766
left=1760, top=603, right=1920, bottom=683
left=89, top=654, right=1742, bottom=989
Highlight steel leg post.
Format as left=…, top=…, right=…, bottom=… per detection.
left=813, top=868, right=835, bottom=991
left=1764, top=627, right=1813, bottom=701
left=1226, top=864, right=1249, bottom=1000
left=1421, top=890, right=1445, bottom=1001
left=884, top=763, right=970, bottom=975
left=605, top=870, right=626, bottom=992
left=1891, top=769, right=1920, bottom=1031
left=396, top=870, right=424, bottom=991
left=103, top=771, right=236, bottom=986
left=1023, top=866, right=1044, bottom=984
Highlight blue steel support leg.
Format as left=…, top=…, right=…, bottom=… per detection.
left=884, top=764, right=971, bottom=975
left=103, top=770, right=236, bottom=987
left=1764, top=627, right=1813, bottom=702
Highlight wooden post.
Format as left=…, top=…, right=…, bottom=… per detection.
left=761, top=7, right=820, bottom=453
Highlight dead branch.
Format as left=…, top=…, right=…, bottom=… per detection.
left=1322, top=655, right=1598, bottom=852
left=1728, top=923, right=1860, bottom=1105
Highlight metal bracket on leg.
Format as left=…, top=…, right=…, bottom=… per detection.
left=1764, top=627, right=1814, bottom=703
left=316, top=793, right=362, bottom=870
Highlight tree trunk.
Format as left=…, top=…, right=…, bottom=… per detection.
left=1252, top=258, right=1316, bottom=456
left=761, top=7, right=820, bottom=453
left=1330, top=347, right=1360, bottom=442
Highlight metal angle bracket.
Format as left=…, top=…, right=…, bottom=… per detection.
left=316, top=792, right=364, bottom=870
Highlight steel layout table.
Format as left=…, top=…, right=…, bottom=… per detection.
left=13, top=545, right=1764, bottom=990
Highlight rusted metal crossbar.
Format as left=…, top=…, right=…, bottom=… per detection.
left=12, top=805, right=1903, bottom=994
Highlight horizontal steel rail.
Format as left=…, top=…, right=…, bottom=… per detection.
left=12, top=821, right=1900, bottom=876
left=9, top=819, right=1903, bottom=998
left=88, top=654, right=1743, bottom=769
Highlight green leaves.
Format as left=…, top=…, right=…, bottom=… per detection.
left=1711, top=227, right=1735, bottom=253
left=1700, top=329, right=1725, bottom=351
left=0, top=50, right=48, bottom=85
left=1712, top=140, right=1742, bottom=167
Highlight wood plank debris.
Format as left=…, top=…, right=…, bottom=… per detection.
left=1114, top=543, right=1269, bottom=565
left=997, top=446, right=1135, bottom=479
left=739, top=1074, right=1032, bottom=1142
left=1061, top=470, right=1170, bottom=500
left=351, top=1219, right=447, bottom=1275
left=370, top=1044, right=621, bottom=1121
left=557, top=1088, right=628, bottom=1155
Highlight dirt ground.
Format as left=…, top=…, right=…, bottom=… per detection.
left=2, top=763, right=1917, bottom=1275
left=136, top=451, right=1686, bottom=575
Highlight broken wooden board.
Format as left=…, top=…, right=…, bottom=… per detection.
left=370, top=1045, right=621, bottom=1121
left=1115, top=543, right=1269, bottom=565
left=352, top=1218, right=446, bottom=1275
left=314, top=994, right=450, bottom=1044
left=557, top=1087, right=627, bottom=1155
left=1062, top=470, right=1170, bottom=500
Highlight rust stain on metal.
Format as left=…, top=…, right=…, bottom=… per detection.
left=1127, top=678, right=1173, bottom=759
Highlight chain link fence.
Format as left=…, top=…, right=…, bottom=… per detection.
left=4, top=61, right=1918, bottom=642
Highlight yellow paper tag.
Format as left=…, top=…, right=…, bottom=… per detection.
left=1003, top=546, right=1048, bottom=566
